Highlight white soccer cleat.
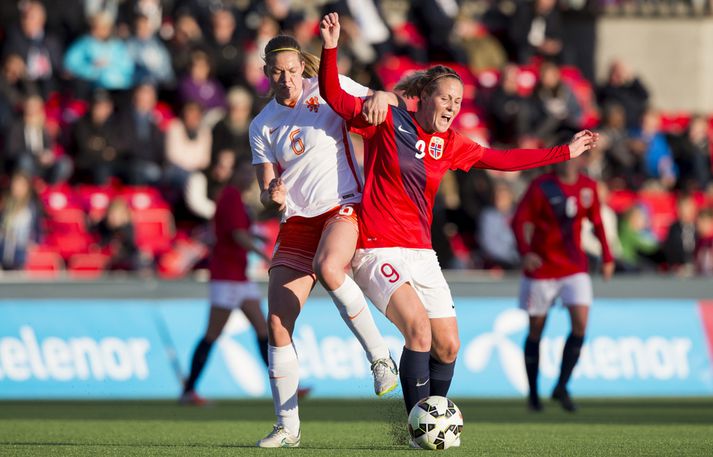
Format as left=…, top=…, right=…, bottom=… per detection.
left=371, top=356, right=398, bottom=396
left=256, top=424, right=301, bottom=448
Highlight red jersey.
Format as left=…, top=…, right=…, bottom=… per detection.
left=209, top=184, right=250, bottom=281
left=319, top=47, right=571, bottom=249
left=511, top=172, right=613, bottom=279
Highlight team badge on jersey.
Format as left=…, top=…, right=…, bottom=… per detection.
left=580, top=188, right=593, bottom=209
left=306, top=96, right=320, bottom=113
left=428, top=137, right=444, bottom=160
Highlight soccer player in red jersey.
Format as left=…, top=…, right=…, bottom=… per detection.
left=318, top=12, right=598, bottom=423
left=180, top=158, right=271, bottom=405
left=511, top=158, right=614, bottom=412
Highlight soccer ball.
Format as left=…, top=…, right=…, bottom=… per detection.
left=408, top=396, right=463, bottom=450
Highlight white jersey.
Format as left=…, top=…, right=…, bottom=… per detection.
left=250, top=76, right=367, bottom=220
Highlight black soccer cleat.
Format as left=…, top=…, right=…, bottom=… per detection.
left=528, top=394, right=543, bottom=412
left=551, top=386, right=577, bottom=412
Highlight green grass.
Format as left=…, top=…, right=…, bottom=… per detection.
left=1, top=398, right=712, bottom=456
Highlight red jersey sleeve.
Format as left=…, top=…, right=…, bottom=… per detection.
left=449, top=131, right=485, bottom=171
left=586, top=181, right=614, bottom=263
left=511, top=180, right=542, bottom=256
left=319, top=47, right=376, bottom=136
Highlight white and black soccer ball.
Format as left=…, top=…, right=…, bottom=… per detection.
left=407, top=395, right=463, bottom=450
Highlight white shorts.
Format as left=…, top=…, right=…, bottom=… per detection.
left=519, top=272, right=592, bottom=316
left=351, top=248, right=456, bottom=319
left=210, top=280, right=262, bottom=310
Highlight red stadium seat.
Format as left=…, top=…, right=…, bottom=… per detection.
left=67, top=253, right=110, bottom=279
left=133, top=208, right=175, bottom=255
left=25, top=247, right=64, bottom=278
left=120, top=186, right=169, bottom=211
left=76, top=185, right=116, bottom=222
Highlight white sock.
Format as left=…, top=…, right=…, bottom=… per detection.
left=328, top=275, right=390, bottom=363
left=268, top=344, right=300, bottom=435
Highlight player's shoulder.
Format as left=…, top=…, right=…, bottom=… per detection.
left=577, top=173, right=598, bottom=188
left=531, top=172, right=556, bottom=186
left=249, top=101, right=278, bottom=135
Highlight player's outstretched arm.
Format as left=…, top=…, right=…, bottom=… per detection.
left=318, top=13, right=371, bottom=128
left=568, top=130, right=599, bottom=159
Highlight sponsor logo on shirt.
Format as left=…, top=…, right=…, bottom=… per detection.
left=306, top=96, right=320, bottom=113
left=580, top=188, right=593, bottom=209
left=428, top=137, right=444, bottom=160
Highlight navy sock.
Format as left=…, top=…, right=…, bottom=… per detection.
left=257, top=335, right=269, bottom=367
left=524, top=337, right=540, bottom=401
left=557, top=334, right=584, bottom=390
left=429, top=356, right=455, bottom=397
left=399, top=347, right=431, bottom=415
left=184, top=337, right=214, bottom=393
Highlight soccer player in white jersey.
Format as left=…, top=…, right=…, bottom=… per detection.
left=250, top=35, right=399, bottom=448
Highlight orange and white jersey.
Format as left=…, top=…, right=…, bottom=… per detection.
left=250, top=76, right=367, bottom=220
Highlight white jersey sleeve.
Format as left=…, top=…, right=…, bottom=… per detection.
left=339, top=75, right=369, bottom=98
left=249, top=118, right=274, bottom=165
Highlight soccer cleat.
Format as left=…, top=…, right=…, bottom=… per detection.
left=371, top=356, right=398, bottom=396
left=178, top=390, right=207, bottom=406
left=528, top=395, right=543, bottom=412
left=256, top=424, right=301, bottom=448
left=552, top=386, right=577, bottom=412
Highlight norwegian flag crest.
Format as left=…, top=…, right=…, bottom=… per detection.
left=429, top=137, right=444, bottom=160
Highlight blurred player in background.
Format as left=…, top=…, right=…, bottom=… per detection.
left=180, top=158, right=270, bottom=405
left=250, top=35, right=400, bottom=448
left=512, top=158, right=614, bottom=412
left=318, top=12, right=598, bottom=436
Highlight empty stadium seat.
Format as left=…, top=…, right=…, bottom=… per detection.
left=133, top=208, right=175, bottom=255
left=67, top=253, right=110, bottom=279
left=25, top=247, right=64, bottom=278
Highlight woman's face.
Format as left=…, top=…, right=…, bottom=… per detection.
left=266, top=51, right=304, bottom=105
left=10, top=175, right=30, bottom=200
left=418, top=77, right=462, bottom=133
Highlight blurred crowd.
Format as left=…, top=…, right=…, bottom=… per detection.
left=0, top=0, right=712, bottom=277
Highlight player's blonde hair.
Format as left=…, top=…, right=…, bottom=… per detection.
left=394, top=66, right=462, bottom=104
left=263, top=35, right=320, bottom=79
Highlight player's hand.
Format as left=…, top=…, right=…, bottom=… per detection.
left=320, top=12, right=340, bottom=49
left=362, top=91, right=391, bottom=125
left=522, top=253, right=542, bottom=273
left=602, top=261, right=615, bottom=281
left=568, top=130, right=599, bottom=159
left=267, top=177, right=286, bottom=210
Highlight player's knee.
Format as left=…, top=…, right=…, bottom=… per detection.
left=403, top=321, right=431, bottom=352
left=313, top=257, right=344, bottom=289
left=433, top=337, right=460, bottom=364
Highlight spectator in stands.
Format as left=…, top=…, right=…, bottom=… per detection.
left=670, top=115, right=712, bottom=191
left=83, top=0, right=122, bottom=24
left=489, top=64, right=529, bottom=147
left=478, top=180, right=519, bottom=269
left=211, top=86, right=252, bottom=164
left=528, top=62, right=582, bottom=143
left=95, top=197, right=145, bottom=271
left=63, top=12, right=134, bottom=95
left=0, top=172, right=42, bottom=270
left=598, top=59, right=649, bottom=130
left=582, top=181, right=622, bottom=269
left=630, top=109, right=677, bottom=189
left=206, top=8, right=244, bottom=90
left=0, top=54, right=35, bottom=140
left=618, top=204, right=660, bottom=272
left=164, top=101, right=211, bottom=196
left=117, top=0, right=163, bottom=38
left=115, top=83, right=164, bottom=185
left=126, top=13, right=174, bottom=87
left=5, top=94, right=72, bottom=184
left=71, top=89, right=120, bottom=184
left=178, top=50, right=226, bottom=114
left=508, top=0, right=564, bottom=64
left=2, top=1, right=63, bottom=97
left=167, top=12, right=204, bottom=77
left=597, top=103, right=640, bottom=189
left=455, top=10, right=507, bottom=74
left=408, top=0, right=467, bottom=63
left=696, top=208, right=713, bottom=275
left=663, top=195, right=698, bottom=275
left=184, top=148, right=236, bottom=221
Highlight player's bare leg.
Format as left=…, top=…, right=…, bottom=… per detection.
left=181, top=306, right=232, bottom=405
left=553, top=305, right=589, bottom=412
left=258, top=266, right=314, bottom=448
left=429, top=317, right=459, bottom=396
left=385, top=283, right=431, bottom=415
left=525, top=315, right=548, bottom=411
left=241, top=298, right=269, bottom=366
left=314, top=217, right=396, bottom=396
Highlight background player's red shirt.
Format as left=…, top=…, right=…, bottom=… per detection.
left=320, top=47, right=572, bottom=249
left=511, top=172, right=613, bottom=279
left=209, top=184, right=250, bottom=281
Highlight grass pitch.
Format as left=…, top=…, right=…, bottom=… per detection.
left=1, top=398, right=712, bottom=456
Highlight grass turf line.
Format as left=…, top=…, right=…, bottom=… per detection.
left=1, top=398, right=712, bottom=456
